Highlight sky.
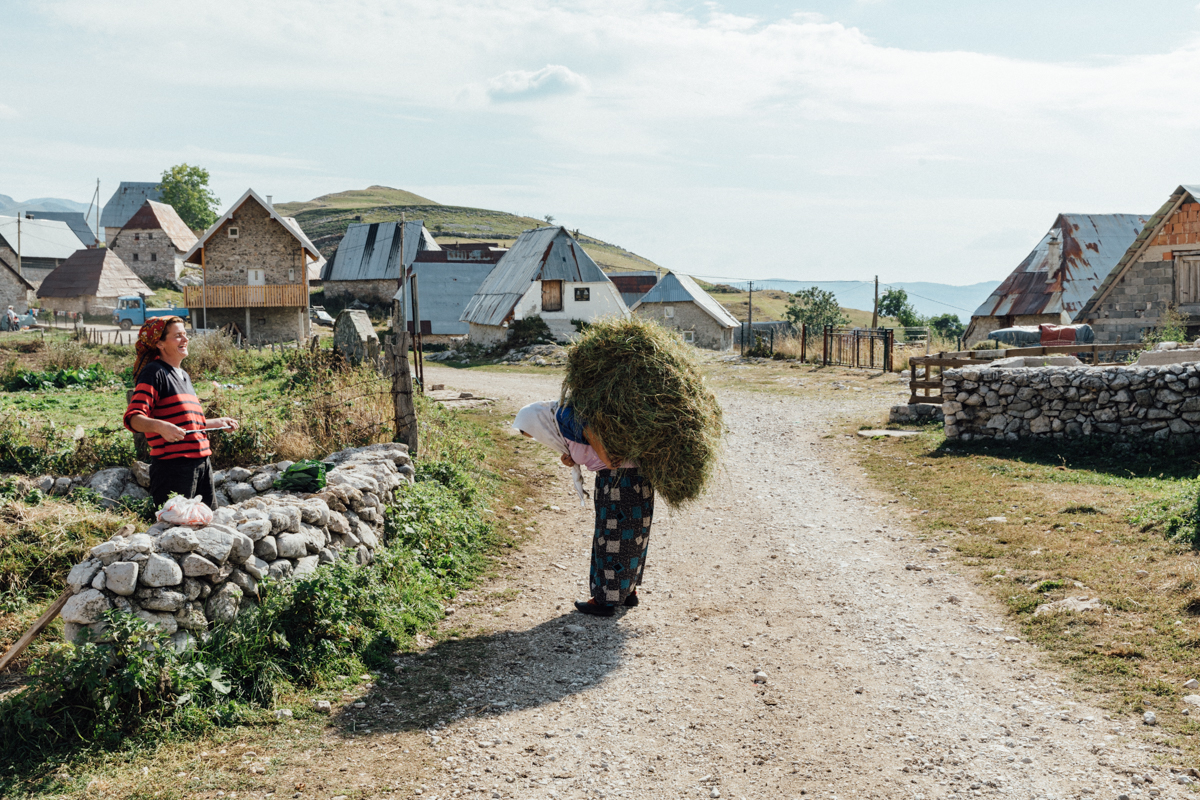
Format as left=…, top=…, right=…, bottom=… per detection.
left=5, top=0, right=1200, bottom=285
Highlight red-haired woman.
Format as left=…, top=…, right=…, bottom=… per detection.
left=123, top=317, right=238, bottom=508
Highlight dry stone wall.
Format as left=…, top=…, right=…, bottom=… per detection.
left=59, top=443, right=413, bottom=650
left=942, top=363, right=1200, bottom=444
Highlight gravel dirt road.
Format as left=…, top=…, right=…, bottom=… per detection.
left=320, top=364, right=1178, bottom=800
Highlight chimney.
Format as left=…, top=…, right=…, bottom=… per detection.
left=266, top=195, right=273, bottom=206
left=1045, top=230, right=1061, bottom=284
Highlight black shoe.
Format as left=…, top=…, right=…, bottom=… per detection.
left=574, top=599, right=615, bottom=617
left=623, top=591, right=639, bottom=607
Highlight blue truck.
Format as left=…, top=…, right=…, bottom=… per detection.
left=112, top=295, right=190, bottom=330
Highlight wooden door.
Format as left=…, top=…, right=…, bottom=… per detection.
left=541, top=280, right=563, bottom=312
left=248, top=268, right=265, bottom=305
left=1179, top=258, right=1200, bottom=305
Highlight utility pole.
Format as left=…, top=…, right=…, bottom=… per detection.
left=16, top=213, right=21, bottom=277
left=747, top=280, right=754, bottom=351
left=871, top=275, right=879, bottom=329
left=390, top=213, right=418, bottom=454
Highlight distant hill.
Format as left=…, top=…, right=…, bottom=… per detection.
left=725, top=280, right=1000, bottom=323
left=284, top=187, right=664, bottom=274
left=0, top=194, right=92, bottom=215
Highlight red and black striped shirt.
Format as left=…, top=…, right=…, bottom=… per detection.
left=123, top=360, right=211, bottom=460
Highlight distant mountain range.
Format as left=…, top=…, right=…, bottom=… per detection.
left=0, top=194, right=92, bottom=215
left=725, top=280, right=999, bottom=322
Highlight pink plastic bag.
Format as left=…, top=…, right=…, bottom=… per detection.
left=155, top=495, right=214, bottom=527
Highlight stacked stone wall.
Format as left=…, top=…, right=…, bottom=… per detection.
left=110, top=228, right=184, bottom=283
left=943, top=363, right=1200, bottom=444
left=54, top=442, right=413, bottom=649
left=633, top=301, right=732, bottom=350
left=322, top=279, right=395, bottom=305
left=205, top=201, right=306, bottom=286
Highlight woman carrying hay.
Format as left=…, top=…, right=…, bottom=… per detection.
left=514, top=401, right=652, bottom=617
left=123, top=317, right=238, bottom=508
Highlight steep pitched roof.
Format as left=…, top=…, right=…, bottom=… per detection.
left=183, top=188, right=323, bottom=265
left=23, top=211, right=97, bottom=247
left=461, top=227, right=610, bottom=326
left=1076, top=186, right=1200, bottom=321
left=36, top=248, right=154, bottom=299
left=0, top=252, right=35, bottom=290
left=971, top=213, right=1149, bottom=320
left=0, top=215, right=84, bottom=259
left=403, top=262, right=497, bottom=335
left=121, top=200, right=199, bottom=251
left=100, top=182, right=163, bottom=229
left=321, top=220, right=439, bottom=282
left=632, top=272, right=740, bottom=328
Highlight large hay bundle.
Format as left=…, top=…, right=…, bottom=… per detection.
left=562, top=317, right=722, bottom=507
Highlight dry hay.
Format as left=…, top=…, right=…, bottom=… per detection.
left=562, top=317, right=722, bottom=507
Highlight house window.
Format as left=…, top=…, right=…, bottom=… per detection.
left=682, top=330, right=695, bottom=343
left=229, top=226, right=240, bottom=239
left=574, top=287, right=590, bottom=301
left=288, top=268, right=295, bottom=282
left=150, top=253, right=157, bottom=262
left=133, top=234, right=140, bottom=241
left=665, top=306, right=675, bottom=319
left=132, top=253, right=139, bottom=261
left=541, top=280, right=563, bottom=312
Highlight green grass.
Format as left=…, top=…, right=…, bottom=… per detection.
left=274, top=185, right=439, bottom=215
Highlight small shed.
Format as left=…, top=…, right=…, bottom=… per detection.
left=322, top=220, right=440, bottom=304
left=404, top=262, right=497, bottom=339
left=631, top=272, right=740, bottom=350
left=36, top=248, right=154, bottom=316
left=333, top=309, right=379, bottom=366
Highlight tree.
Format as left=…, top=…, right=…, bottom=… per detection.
left=878, top=287, right=923, bottom=328
left=543, top=214, right=556, bottom=225
left=928, top=312, right=965, bottom=340
left=159, top=164, right=220, bottom=231
left=784, top=286, right=849, bottom=332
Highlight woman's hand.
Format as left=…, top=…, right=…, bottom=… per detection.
left=153, top=419, right=187, bottom=443
left=208, top=417, right=240, bottom=431
left=560, top=452, right=576, bottom=468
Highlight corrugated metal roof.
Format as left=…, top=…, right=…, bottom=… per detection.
left=24, top=212, right=97, bottom=246
left=183, top=188, right=324, bottom=268
left=321, top=220, right=438, bottom=282
left=0, top=215, right=86, bottom=259
left=632, top=272, right=741, bottom=328
left=461, top=227, right=610, bottom=326
left=404, top=263, right=497, bottom=335
left=36, top=248, right=154, bottom=299
left=100, top=182, right=163, bottom=229
left=972, top=213, right=1149, bottom=320
left=120, top=200, right=198, bottom=252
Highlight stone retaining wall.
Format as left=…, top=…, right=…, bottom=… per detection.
left=943, top=363, right=1200, bottom=443
left=58, top=443, right=413, bottom=649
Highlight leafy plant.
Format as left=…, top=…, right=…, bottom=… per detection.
left=1143, top=305, right=1190, bottom=346
left=784, top=287, right=849, bottom=332
left=508, top=315, right=553, bottom=347
left=3, top=364, right=118, bottom=392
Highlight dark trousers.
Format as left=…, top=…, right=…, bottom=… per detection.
left=149, top=456, right=215, bottom=509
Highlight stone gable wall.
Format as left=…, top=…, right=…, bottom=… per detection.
left=942, top=363, right=1200, bottom=444
left=110, top=228, right=184, bottom=283
left=322, top=279, right=396, bottom=305
left=204, top=201, right=305, bottom=286
left=633, top=301, right=732, bottom=350
left=0, top=267, right=32, bottom=313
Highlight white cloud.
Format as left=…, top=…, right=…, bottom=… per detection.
left=0, top=104, right=17, bottom=120
left=484, top=65, right=589, bottom=102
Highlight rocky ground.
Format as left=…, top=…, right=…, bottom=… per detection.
left=189, top=362, right=1188, bottom=800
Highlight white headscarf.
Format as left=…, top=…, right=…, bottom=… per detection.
left=513, top=400, right=588, bottom=507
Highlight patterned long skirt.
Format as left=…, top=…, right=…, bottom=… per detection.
left=589, top=469, right=655, bottom=606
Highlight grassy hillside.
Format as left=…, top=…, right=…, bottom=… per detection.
left=275, top=185, right=439, bottom=215
left=698, top=281, right=895, bottom=327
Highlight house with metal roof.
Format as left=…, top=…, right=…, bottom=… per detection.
left=0, top=215, right=82, bottom=290
left=180, top=188, right=323, bottom=343
left=23, top=211, right=98, bottom=247
left=608, top=270, right=659, bottom=307
left=631, top=272, right=740, bottom=350
left=963, top=213, right=1150, bottom=346
left=109, top=200, right=199, bottom=284
left=1075, top=185, right=1200, bottom=342
left=37, top=248, right=153, bottom=316
left=321, top=220, right=440, bottom=304
left=101, top=182, right=164, bottom=244
left=460, top=226, right=628, bottom=345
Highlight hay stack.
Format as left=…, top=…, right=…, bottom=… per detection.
left=562, top=317, right=722, bottom=507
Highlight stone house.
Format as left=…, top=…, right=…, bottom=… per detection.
left=1076, top=185, right=1200, bottom=342
left=36, top=248, right=153, bottom=316
left=631, top=272, right=740, bottom=350
left=460, top=226, right=628, bottom=345
left=100, top=181, right=163, bottom=244
left=332, top=310, right=379, bottom=366
left=181, top=189, right=322, bottom=343
left=109, top=200, right=198, bottom=284
left=0, top=254, right=35, bottom=314
left=321, top=220, right=441, bottom=305
left=0, top=215, right=80, bottom=290
left=964, top=213, right=1149, bottom=345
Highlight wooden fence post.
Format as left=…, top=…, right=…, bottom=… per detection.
left=388, top=333, right=418, bottom=455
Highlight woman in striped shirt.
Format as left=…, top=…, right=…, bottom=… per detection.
left=124, top=317, right=238, bottom=508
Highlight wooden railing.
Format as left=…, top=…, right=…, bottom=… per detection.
left=183, top=284, right=307, bottom=308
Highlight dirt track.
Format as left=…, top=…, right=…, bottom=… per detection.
left=359, top=363, right=1172, bottom=800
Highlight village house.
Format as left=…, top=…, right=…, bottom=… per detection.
left=108, top=200, right=198, bottom=284
left=36, top=248, right=153, bottom=316
left=460, top=226, right=628, bottom=345
left=321, top=220, right=441, bottom=304
left=22, top=211, right=97, bottom=247
left=607, top=270, right=660, bottom=308
left=631, top=272, right=740, bottom=350
left=0, top=215, right=81, bottom=290
left=0, top=254, right=35, bottom=314
left=964, top=213, right=1149, bottom=345
left=100, top=181, right=163, bottom=244
left=402, top=242, right=507, bottom=341
left=1076, top=185, right=1200, bottom=342
left=181, top=189, right=322, bottom=343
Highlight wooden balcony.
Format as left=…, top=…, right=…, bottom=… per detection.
left=183, top=284, right=308, bottom=308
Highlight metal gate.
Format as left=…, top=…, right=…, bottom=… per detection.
left=822, top=327, right=894, bottom=371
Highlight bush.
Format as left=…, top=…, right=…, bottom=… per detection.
left=45, top=339, right=89, bottom=371
left=185, top=331, right=254, bottom=378
left=508, top=316, right=553, bottom=348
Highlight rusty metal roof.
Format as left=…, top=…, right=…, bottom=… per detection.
left=972, top=213, right=1149, bottom=320
left=632, top=272, right=740, bottom=328
left=120, top=200, right=199, bottom=252
left=321, top=220, right=439, bottom=282
left=36, top=248, right=154, bottom=299
left=100, top=182, right=163, bottom=229
left=460, top=227, right=610, bottom=326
